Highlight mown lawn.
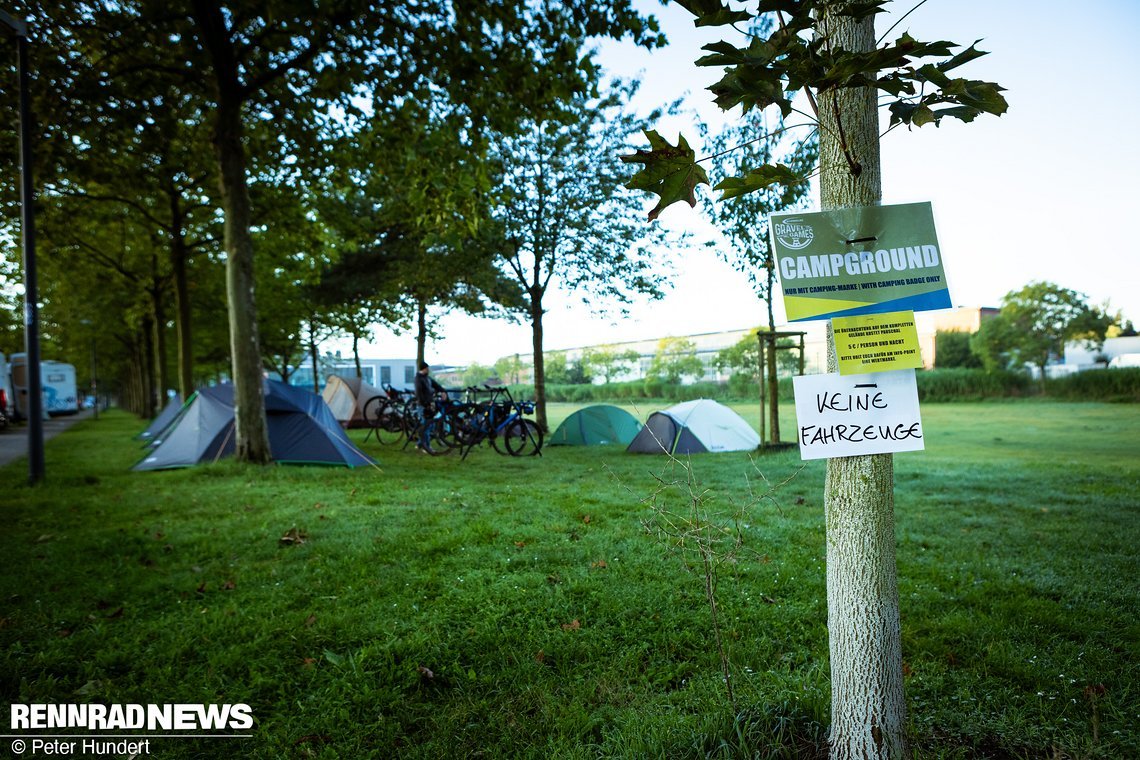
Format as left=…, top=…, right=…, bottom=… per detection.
left=0, top=401, right=1137, bottom=759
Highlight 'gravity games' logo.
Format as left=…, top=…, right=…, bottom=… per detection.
left=774, top=217, right=814, bottom=250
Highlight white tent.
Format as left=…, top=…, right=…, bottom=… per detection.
left=627, top=399, right=760, bottom=454
left=321, top=375, right=386, bottom=428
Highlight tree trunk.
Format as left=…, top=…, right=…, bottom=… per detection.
left=214, top=97, right=270, bottom=463
left=194, top=0, right=271, bottom=464
left=766, top=265, right=780, bottom=442
left=352, top=331, right=362, bottom=378
left=818, top=7, right=907, bottom=759
left=169, top=195, right=194, bottom=400
left=767, top=337, right=780, bottom=443
left=151, top=278, right=168, bottom=411
left=415, top=300, right=427, bottom=366
left=309, top=321, right=320, bottom=394
left=140, top=318, right=156, bottom=419
left=530, top=293, right=547, bottom=432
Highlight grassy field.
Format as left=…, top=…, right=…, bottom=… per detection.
left=1, top=401, right=1137, bottom=759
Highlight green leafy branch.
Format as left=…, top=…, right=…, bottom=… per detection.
left=621, top=0, right=1007, bottom=219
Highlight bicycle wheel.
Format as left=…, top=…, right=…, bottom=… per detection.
left=364, top=396, right=405, bottom=445
left=451, top=404, right=486, bottom=447
left=503, top=418, right=543, bottom=457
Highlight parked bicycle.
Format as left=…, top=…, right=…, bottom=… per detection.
left=362, top=384, right=413, bottom=445
left=453, top=385, right=543, bottom=459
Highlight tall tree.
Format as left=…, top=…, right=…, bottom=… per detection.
left=623, top=2, right=1006, bottom=756
left=581, top=345, right=641, bottom=384
left=492, top=80, right=677, bottom=431
left=187, top=0, right=362, bottom=463
left=647, top=336, right=704, bottom=384
left=972, top=281, right=1111, bottom=380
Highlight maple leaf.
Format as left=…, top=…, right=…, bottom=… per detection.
left=561, top=619, right=581, bottom=631
left=714, top=164, right=803, bottom=199
left=621, top=130, right=710, bottom=221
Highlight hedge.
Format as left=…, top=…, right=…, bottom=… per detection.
left=509, top=368, right=1140, bottom=405
left=914, top=369, right=1033, bottom=401
left=1045, top=368, right=1140, bottom=402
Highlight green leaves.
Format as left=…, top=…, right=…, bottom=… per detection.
left=624, top=3, right=1008, bottom=213
left=714, top=163, right=803, bottom=200
left=620, top=130, right=710, bottom=221
left=674, top=0, right=752, bottom=27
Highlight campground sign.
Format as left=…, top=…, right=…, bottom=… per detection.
left=770, top=202, right=950, bottom=322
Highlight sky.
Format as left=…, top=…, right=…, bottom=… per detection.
left=345, top=0, right=1140, bottom=366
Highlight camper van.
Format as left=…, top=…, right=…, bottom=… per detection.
left=9, top=354, right=80, bottom=418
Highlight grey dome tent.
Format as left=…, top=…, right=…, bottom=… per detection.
left=549, top=405, right=642, bottom=446
left=133, top=380, right=375, bottom=471
left=137, top=394, right=182, bottom=440
left=627, top=399, right=760, bottom=455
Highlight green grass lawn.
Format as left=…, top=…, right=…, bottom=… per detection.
left=1, top=401, right=1137, bottom=759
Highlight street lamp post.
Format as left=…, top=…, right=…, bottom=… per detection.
left=2, top=10, right=45, bottom=484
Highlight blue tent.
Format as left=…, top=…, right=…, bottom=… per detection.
left=137, top=394, right=182, bottom=440
left=134, top=380, right=375, bottom=471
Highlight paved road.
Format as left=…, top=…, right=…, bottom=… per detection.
left=0, top=409, right=95, bottom=468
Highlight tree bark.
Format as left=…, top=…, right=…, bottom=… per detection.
left=415, top=300, right=427, bottom=367
left=766, top=266, right=781, bottom=442
left=151, top=271, right=168, bottom=411
left=529, top=293, right=547, bottom=432
left=169, top=192, right=194, bottom=400
left=139, top=317, right=156, bottom=419
left=214, top=97, right=271, bottom=463
left=818, top=7, right=907, bottom=759
left=193, top=0, right=271, bottom=464
left=352, top=331, right=362, bottom=378
left=309, top=321, right=320, bottom=393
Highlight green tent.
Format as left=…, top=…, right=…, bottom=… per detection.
left=549, top=405, right=642, bottom=446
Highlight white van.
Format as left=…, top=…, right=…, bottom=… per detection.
left=9, top=354, right=80, bottom=417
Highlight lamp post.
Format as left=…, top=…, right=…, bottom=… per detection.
left=1, top=10, right=44, bottom=484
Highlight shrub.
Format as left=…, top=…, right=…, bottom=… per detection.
left=934, top=330, right=983, bottom=368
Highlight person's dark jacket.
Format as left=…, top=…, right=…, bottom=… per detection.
left=414, top=372, right=444, bottom=407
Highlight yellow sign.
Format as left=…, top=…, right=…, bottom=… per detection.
left=833, top=311, right=923, bottom=375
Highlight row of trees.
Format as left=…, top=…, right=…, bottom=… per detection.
left=0, top=0, right=685, bottom=447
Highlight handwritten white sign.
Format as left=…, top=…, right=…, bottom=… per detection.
left=792, top=369, right=924, bottom=460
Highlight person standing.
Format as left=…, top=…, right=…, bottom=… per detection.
left=413, top=362, right=447, bottom=454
